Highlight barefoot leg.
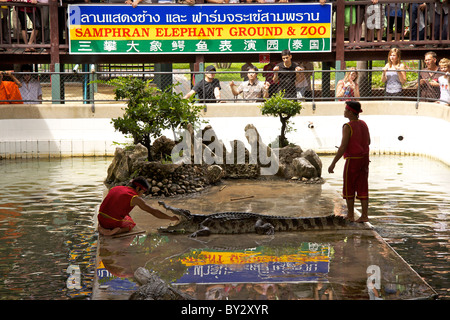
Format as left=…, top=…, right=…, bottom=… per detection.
left=345, top=197, right=355, bottom=221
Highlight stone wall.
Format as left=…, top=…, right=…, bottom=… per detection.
left=104, top=124, right=324, bottom=197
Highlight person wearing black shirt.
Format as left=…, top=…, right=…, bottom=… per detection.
left=272, top=49, right=301, bottom=99
left=184, top=65, right=222, bottom=103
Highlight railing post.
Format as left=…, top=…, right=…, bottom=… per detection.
left=49, top=0, right=61, bottom=104
left=335, top=0, right=345, bottom=66
left=49, top=0, right=59, bottom=72
left=154, top=63, right=173, bottom=91
left=51, top=64, right=61, bottom=104
left=416, top=66, right=420, bottom=109
left=334, top=0, right=346, bottom=97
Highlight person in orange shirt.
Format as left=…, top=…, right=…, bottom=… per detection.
left=98, top=177, right=178, bottom=236
left=328, top=101, right=371, bottom=223
left=0, top=70, right=23, bottom=104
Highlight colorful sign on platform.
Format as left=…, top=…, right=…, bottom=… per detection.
left=175, top=243, right=331, bottom=284
left=68, top=4, right=332, bottom=54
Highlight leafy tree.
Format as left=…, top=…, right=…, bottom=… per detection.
left=260, top=91, right=303, bottom=147
left=102, top=76, right=204, bottom=160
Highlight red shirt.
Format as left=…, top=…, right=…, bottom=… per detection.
left=344, top=120, right=370, bottom=159
left=99, top=186, right=138, bottom=221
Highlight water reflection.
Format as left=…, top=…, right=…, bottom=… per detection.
left=321, top=155, right=450, bottom=300
left=0, top=155, right=448, bottom=300
left=0, top=158, right=110, bottom=300
left=97, top=230, right=436, bottom=300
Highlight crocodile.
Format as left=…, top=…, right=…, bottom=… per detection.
left=158, top=201, right=371, bottom=237
left=129, top=267, right=195, bottom=300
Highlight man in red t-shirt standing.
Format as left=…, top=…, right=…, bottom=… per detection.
left=98, top=177, right=178, bottom=236
left=328, top=101, right=371, bottom=223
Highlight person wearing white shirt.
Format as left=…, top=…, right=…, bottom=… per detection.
left=438, top=58, right=450, bottom=105
left=19, top=64, right=42, bottom=104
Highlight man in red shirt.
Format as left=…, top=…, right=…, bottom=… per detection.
left=328, top=101, right=371, bottom=223
left=98, top=177, right=178, bottom=236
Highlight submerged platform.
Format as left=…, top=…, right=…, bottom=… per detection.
left=92, top=179, right=438, bottom=300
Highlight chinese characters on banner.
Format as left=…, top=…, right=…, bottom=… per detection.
left=68, top=4, right=332, bottom=55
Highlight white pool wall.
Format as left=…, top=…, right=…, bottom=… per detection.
left=0, top=101, right=449, bottom=166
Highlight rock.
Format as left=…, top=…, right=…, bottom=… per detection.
left=277, top=145, right=303, bottom=165
left=301, top=149, right=323, bottom=177
left=292, top=157, right=318, bottom=179
left=151, top=186, right=161, bottom=194
left=106, top=147, right=125, bottom=183
left=224, top=140, right=250, bottom=165
left=223, top=164, right=260, bottom=179
left=206, top=165, right=224, bottom=184
left=151, top=136, right=176, bottom=161
left=129, top=143, right=149, bottom=163
left=244, top=124, right=279, bottom=176
left=105, top=144, right=149, bottom=184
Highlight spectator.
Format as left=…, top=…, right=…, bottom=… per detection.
left=345, top=0, right=364, bottom=48
left=229, top=66, right=270, bottom=102
left=437, top=57, right=450, bottom=105
left=434, top=0, right=448, bottom=42
left=263, top=61, right=278, bottom=97
left=38, top=0, right=50, bottom=44
left=386, top=2, right=403, bottom=42
left=59, top=1, right=90, bottom=45
left=295, top=61, right=314, bottom=99
left=184, top=65, right=222, bottom=103
left=409, top=2, right=427, bottom=46
left=418, top=51, right=440, bottom=101
left=125, top=0, right=175, bottom=7
left=366, top=0, right=383, bottom=44
left=15, top=0, right=42, bottom=52
left=381, top=48, right=407, bottom=98
left=0, top=70, right=23, bottom=104
left=1, top=1, right=9, bottom=46
left=19, top=64, right=42, bottom=104
left=272, top=49, right=301, bottom=99
left=240, top=61, right=255, bottom=82
left=336, top=67, right=360, bottom=101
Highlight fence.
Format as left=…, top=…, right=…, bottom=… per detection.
left=1, top=1, right=450, bottom=53
left=1, top=68, right=449, bottom=105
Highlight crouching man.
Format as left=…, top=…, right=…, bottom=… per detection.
left=98, top=177, right=178, bottom=236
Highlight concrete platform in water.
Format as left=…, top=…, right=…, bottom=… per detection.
left=92, top=179, right=438, bottom=300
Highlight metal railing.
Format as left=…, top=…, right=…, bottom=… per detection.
left=343, top=0, right=450, bottom=49
left=1, top=68, right=449, bottom=105
left=1, top=1, right=450, bottom=53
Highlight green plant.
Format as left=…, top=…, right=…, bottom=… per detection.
left=97, top=76, right=205, bottom=160
left=260, top=91, right=303, bottom=148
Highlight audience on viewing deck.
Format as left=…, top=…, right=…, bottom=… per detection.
left=229, top=66, right=270, bottom=102
left=19, top=64, right=42, bottom=104
left=336, top=67, right=360, bottom=101
left=0, top=71, right=22, bottom=104
left=437, top=58, right=450, bottom=105
left=1, top=1, right=450, bottom=104
left=381, top=48, right=407, bottom=99
left=418, top=51, right=441, bottom=101
left=184, top=65, right=222, bottom=103
left=1, top=0, right=449, bottom=47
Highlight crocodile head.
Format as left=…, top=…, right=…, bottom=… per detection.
left=157, top=201, right=195, bottom=233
